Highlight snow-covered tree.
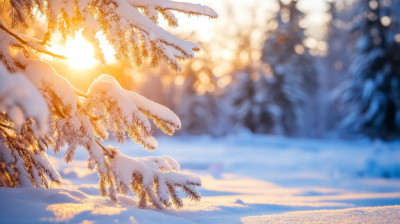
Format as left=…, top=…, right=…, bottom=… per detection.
left=259, top=0, right=316, bottom=136
left=225, top=64, right=288, bottom=135
left=337, top=0, right=400, bottom=139
left=324, top=0, right=352, bottom=87
left=319, top=0, right=352, bottom=135
left=173, top=57, right=228, bottom=136
left=178, top=90, right=227, bottom=137
left=0, top=0, right=217, bottom=209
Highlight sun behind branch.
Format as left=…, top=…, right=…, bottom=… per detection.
left=65, top=33, right=97, bottom=69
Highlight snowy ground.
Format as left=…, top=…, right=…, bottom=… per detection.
left=1, top=134, right=400, bottom=223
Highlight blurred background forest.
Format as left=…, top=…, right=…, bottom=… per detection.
left=52, top=0, right=400, bottom=141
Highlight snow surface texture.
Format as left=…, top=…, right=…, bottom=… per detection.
left=0, top=135, right=399, bottom=223
left=242, top=205, right=400, bottom=224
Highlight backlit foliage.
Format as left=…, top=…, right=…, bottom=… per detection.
left=0, top=0, right=216, bottom=208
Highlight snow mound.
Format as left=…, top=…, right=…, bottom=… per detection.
left=242, top=205, right=400, bottom=224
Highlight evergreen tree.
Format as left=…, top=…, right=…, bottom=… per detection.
left=226, top=69, right=258, bottom=133
left=0, top=0, right=216, bottom=209
left=325, top=0, right=352, bottom=87
left=178, top=91, right=226, bottom=136
left=260, top=0, right=316, bottom=136
left=322, top=0, right=352, bottom=134
left=338, top=0, right=400, bottom=139
left=226, top=65, right=285, bottom=134
left=175, top=59, right=228, bottom=137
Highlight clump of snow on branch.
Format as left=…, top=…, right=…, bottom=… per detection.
left=0, top=64, right=49, bottom=135
left=83, top=74, right=181, bottom=150
left=0, top=0, right=216, bottom=209
left=111, top=154, right=201, bottom=208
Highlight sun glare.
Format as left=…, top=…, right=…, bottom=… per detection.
left=47, top=31, right=116, bottom=69
left=65, top=33, right=97, bottom=69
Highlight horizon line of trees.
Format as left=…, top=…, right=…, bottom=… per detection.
left=134, top=0, right=400, bottom=141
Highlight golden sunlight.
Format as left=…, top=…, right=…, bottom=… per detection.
left=46, top=31, right=116, bottom=70
left=65, top=33, right=97, bottom=69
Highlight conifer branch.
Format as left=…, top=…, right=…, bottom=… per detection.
left=0, top=0, right=213, bottom=209
left=0, top=23, right=66, bottom=59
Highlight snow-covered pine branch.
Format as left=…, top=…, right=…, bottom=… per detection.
left=0, top=0, right=216, bottom=208
left=111, top=154, right=201, bottom=208
left=5, top=0, right=217, bottom=70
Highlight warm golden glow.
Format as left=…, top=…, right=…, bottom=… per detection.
left=395, top=34, right=400, bottom=43
left=380, top=16, right=391, bottom=27
left=46, top=31, right=116, bottom=70
left=65, top=33, right=97, bottom=69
